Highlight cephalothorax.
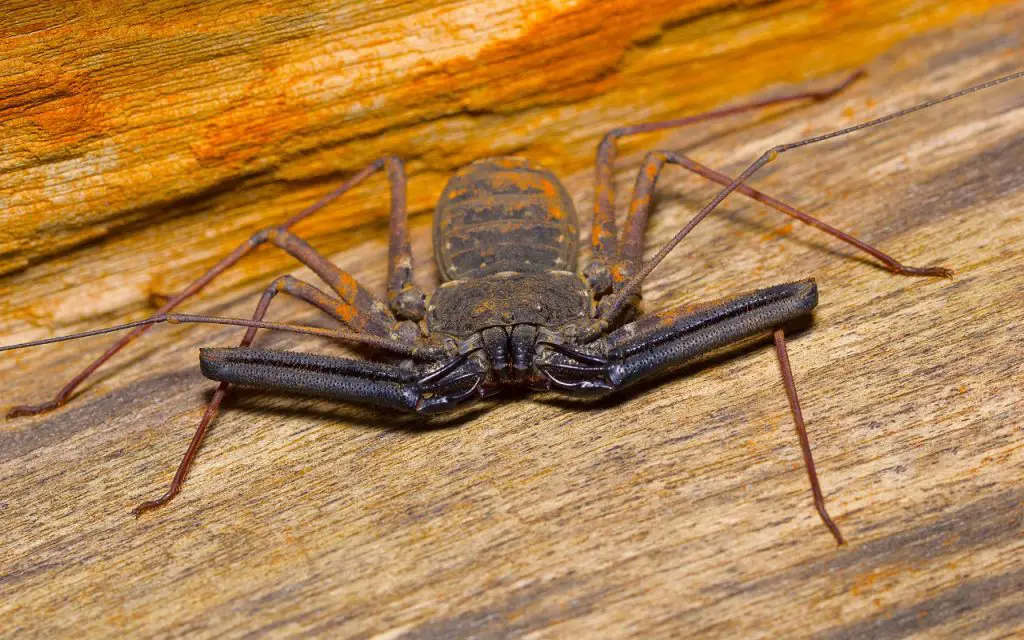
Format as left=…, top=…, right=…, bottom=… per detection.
left=5, top=70, right=1020, bottom=544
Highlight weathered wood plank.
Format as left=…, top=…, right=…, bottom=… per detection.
left=1, top=4, right=1022, bottom=639
left=0, top=1, right=1012, bottom=309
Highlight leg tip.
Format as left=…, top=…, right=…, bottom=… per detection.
left=132, top=501, right=158, bottom=518
left=895, top=265, right=954, bottom=278
left=6, top=401, right=59, bottom=419
left=822, top=519, right=846, bottom=546
left=132, top=491, right=175, bottom=518
left=818, top=69, right=866, bottom=99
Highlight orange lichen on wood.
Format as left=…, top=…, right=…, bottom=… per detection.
left=0, top=0, right=1012, bottom=285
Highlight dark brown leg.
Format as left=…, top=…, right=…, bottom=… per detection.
left=617, top=150, right=952, bottom=277
left=132, top=274, right=363, bottom=516
left=540, top=281, right=842, bottom=542
left=8, top=158, right=403, bottom=418
left=773, top=328, right=844, bottom=545
left=585, top=71, right=864, bottom=293
left=381, top=156, right=426, bottom=320
left=263, top=229, right=401, bottom=339
left=600, top=73, right=1020, bottom=324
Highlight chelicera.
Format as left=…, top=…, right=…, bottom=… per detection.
left=5, top=70, right=1020, bottom=544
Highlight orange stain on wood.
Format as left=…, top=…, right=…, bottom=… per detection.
left=0, top=0, right=1014, bottom=319
left=762, top=222, right=795, bottom=242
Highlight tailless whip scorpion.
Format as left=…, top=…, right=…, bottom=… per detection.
left=4, top=68, right=1021, bottom=545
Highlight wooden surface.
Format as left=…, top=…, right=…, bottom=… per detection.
left=2, top=4, right=1023, bottom=639
left=0, top=1, right=1012, bottom=284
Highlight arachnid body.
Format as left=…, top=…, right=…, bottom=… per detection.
left=5, top=69, right=1020, bottom=545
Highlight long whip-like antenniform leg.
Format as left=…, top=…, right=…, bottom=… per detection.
left=598, top=70, right=1024, bottom=323
left=585, top=71, right=864, bottom=293
left=7, top=157, right=409, bottom=418
left=0, top=314, right=432, bottom=356
left=772, top=329, right=844, bottom=545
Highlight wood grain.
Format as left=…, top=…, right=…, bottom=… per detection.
left=2, top=4, right=1023, bottom=639
left=0, top=1, right=1013, bottom=311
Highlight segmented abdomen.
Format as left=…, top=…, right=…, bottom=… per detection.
left=433, top=157, right=579, bottom=281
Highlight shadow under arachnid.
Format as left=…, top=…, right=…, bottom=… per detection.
left=223, top=388, right=493, bottom=432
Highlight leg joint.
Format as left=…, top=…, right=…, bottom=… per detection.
left=604, top=127, right=628, bottom=142
left=641, top=149, right=670, bottom=165
left=268, top=274, right=298, bottom=293
left=250, top=225, right=289, bottom=245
